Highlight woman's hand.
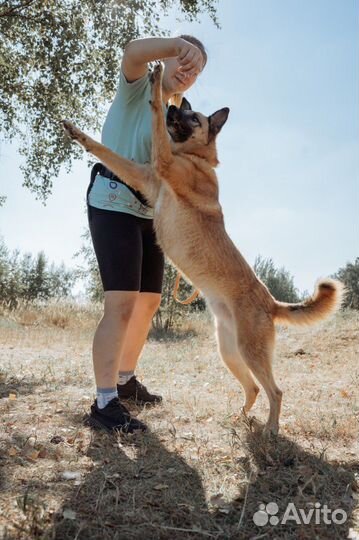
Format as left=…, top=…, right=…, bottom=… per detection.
left=175, top=38, right=204, bottom=77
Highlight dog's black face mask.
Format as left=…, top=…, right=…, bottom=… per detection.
left=166, top=98, right=194, bottom=143
left=166, top=98, right=230, bottom=144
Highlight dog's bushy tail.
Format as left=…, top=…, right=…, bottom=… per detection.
left=273, top=278, right=345, bottom=326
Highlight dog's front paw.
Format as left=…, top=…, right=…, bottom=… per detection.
left=62, top=120, right=91, bottom=151
left=62, top=120, right=82, bottom=142
left=149, top=62, right=163, bottom=110
left=149, top=61, right=163, bottom=85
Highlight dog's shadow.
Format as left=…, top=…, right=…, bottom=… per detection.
left=226, top=416, right=358, bottom=539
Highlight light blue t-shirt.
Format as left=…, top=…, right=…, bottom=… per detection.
left=88, top=68, right=167, bottom=218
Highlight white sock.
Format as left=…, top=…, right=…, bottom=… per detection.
left=96, top=387, right=118, bottom=409
left=118, top=371, right=135, bottom=386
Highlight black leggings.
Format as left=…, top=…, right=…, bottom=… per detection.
left=87, top=167, right=164, bottom=294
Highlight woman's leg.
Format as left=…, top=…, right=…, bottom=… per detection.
left=93, top=290, right=139, bottom=388
left=89, top=288, right=147, bottom=433
left=86, top=193, right=155, bottom=430
left=118, top=217, right=164, bottom=373
left=87, top=207, right=142, bottom=397
left=116, top=219, right=164, bottom=403
left=118, top=292, right=161, bottom=372
left=87, top=202, right=164, bottom=407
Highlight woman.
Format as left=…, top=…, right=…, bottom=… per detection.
left=86, top=35, right=207, bottom=433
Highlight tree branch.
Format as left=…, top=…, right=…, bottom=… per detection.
left=0, top=0, right=37, bottom=18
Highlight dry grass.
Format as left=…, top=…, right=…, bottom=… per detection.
left=0, top=303, right=358, bottom=539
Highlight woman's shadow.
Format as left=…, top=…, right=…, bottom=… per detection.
left=46, top=417, right=357, bottom=540
left=47, top=426, right=220, bottom=540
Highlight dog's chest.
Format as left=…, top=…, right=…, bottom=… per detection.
left=154, top=187, right=165, bottom=214
left=154, top=189, right=186, bottom=256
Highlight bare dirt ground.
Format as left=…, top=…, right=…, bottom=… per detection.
left=0, top=304, right=358, bottom=539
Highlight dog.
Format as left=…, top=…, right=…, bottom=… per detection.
left=62, top=62, right=343, bottom=435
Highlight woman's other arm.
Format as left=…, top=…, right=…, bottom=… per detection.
left=122, top=37, right=202, bottom=82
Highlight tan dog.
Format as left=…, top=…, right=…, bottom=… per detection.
left=63, top=63, right=343, bottom=435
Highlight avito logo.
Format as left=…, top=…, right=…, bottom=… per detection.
left=253, top=501, right=347, bottom=526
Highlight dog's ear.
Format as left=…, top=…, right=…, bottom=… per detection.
left=180, top=97, right=192, bottom=111
left=208, top=108, right=230, bottom=141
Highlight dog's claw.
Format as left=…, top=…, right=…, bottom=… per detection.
left=149, top=61, right=163, bottom=85
left=61, top=120, right=88, bottom=150
left=62, top=120, right=77, bottom=140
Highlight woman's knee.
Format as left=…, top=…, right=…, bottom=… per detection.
left=104, top=291, right=139, bottom=322
left=140, top=293, right=161, bottom=315
left=138, top=292, right=162, bottom=315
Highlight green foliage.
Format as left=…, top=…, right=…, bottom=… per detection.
left=0, top=237, right=76, bottom=308
left=334, top=258, right=359, bottom=309
left=0, top=0, right=218, bottom=201
left=153, top=259, right=206, bottom=332
left=253, top=255, right=300, bottom=303
left=74, top=228, right=104, bottom=303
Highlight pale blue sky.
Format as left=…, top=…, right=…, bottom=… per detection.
left=0, top=0, right=358, bottom=294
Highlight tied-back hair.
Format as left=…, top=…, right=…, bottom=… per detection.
left=169, top=34, right=207, bottom=108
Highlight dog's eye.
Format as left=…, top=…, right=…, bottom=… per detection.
left=192, top=115, right=200, bottom=125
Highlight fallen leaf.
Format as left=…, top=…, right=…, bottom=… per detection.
left=220, top=455, right=232, bottom=463
left=340, top=389, right=350, bottom=399
left=153, top=484, right=169, bottom=491
left=38, top=447, right=47, bottom=458
left=209, top=493, right=231, bottom=513
left=107, top=473, right=120, bottom=479
left=62, top=509, right=77, bottom=520
left=209, top=493, right=226, bottom=507
left=76, top=440, right=85, bottom=452
left=61, top=471, right=81, bottom=481
left=24, top=449, right=40, bottom=461
left=54, top=447, right=63, bottom=461
left=7, top=447, right=18, bottom=457
left=218, top=507, right=230, bottom=514
left=178, top=503, right=195, bottom=511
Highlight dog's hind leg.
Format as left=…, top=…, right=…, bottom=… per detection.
left=216, top=321, right=260, bottom=413
left=210, top=300, right=260, bottom=413
left=236, top=318, right=282, bottom=435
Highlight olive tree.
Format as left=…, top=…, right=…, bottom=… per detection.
left=253, top=255, right=300, bottom=303
left=334, top=258, right=359, bottom=310
left=0, top=0, right=218, bottom=200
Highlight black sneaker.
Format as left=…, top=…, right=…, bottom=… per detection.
left=117, top=376, right=163, bottom=406
left=85, top=397, right=147, bottom=433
